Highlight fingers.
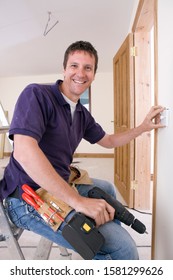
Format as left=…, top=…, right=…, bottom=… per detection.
left=149, top=105, right=165, bottom=119
left=152, top=106, right=167, bottom=127
left=143, top=105, right=166, bottom=130
left=94, top=200, right=115, bottom=227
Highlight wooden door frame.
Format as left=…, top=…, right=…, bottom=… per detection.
left=132, top=0, right=158, bottom=258
left=132, top=0, right=155, bottom=210
left=151, top=0, right=158, bottom=261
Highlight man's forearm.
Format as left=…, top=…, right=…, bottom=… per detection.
left=110, top=125, right=144, bottom=147
left=98, top=106, right=165, bottom=149
left=13, top=135, right=81, bottom=209
left=98, top=125, right=144, bottom=149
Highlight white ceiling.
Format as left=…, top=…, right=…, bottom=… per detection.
left=0, top=0, right=138, bottom=77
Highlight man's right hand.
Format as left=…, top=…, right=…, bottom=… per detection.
left=75, top=196, right=115, bottom=227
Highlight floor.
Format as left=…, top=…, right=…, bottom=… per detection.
left=0, top=156, right=152, bottom=260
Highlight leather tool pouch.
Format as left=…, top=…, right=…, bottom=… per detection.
left=36, top=188, right=73, bottom=231
left=68, top=166, right=93, bottom=185
left=35, top=166, right=92, bottom=231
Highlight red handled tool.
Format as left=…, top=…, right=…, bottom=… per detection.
left=22, top=184, right=45, bottom=204
left=22, top=184, right=64, bottom=222
left=22, top=192, right=55, bottom=225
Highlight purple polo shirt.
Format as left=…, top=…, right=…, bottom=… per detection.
left=0, top=80, right=105, bottom=200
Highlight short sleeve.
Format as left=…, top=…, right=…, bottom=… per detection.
left=9, top=84, right=50, bottom=142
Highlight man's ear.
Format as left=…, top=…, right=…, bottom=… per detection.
left=62, top=68, right=66, bottom=78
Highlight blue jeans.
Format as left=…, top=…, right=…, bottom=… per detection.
left=5, top=178, right=139, bottom=260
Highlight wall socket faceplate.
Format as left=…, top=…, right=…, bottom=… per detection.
left=160, top=108, right=170, bottom=127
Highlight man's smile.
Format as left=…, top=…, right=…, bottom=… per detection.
left=72, top=79, right=87, bottom=84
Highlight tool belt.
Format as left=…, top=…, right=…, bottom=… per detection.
left=36, top=188, right=73, bottom=231
left=22, top=166, right=93, bottom=231
left=68, top=165, right=93, bottom=185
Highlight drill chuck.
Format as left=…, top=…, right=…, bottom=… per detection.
left=131, top=218, right=147, bottom=234
left=88, top=187, right=147, bottom=234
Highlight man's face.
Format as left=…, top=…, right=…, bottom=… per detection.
left=62, top=50, right=95, bottom=101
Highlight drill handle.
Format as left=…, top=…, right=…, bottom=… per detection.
left=88, top=187, right=134, bottom=225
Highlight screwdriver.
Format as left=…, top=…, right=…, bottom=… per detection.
left=22, top=192, right=55, bottom=226
left=22, top=184, right=64, bottom=222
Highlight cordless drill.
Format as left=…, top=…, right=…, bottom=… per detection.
left=21, top=184, right=105, bottom=260
left=88, top=187, right=147, bottom=234
left=22, top=184, right=146, bottom=260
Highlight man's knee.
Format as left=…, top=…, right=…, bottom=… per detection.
left=91, top=178, right=117, bottom=198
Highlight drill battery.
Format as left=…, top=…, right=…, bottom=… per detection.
left=62, top=212, right=105, bottom=260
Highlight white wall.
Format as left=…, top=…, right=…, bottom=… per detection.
left=0, top=74, right=62, bottom=121
left=76, top=72, right=114, bottom=154
left=153, top=0, right=173, bottom=259
left=0, top=74, right=61, bottom=152
left=0, top=72, right=114, bottom=154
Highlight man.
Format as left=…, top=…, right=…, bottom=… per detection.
left=1, top=41, right=164, bottom=259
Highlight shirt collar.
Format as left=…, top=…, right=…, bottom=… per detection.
left=51, top=80, right=82, bottom=111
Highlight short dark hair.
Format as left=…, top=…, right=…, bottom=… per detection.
left=63, top=41, right=98, bottom=73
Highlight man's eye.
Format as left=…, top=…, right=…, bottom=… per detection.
left=71, top=64, right=78, bottom=68
left=85, top=66, right=92, bottom=71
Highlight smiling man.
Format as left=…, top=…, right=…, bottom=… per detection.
left=60, top=44, right=96, bottom=102
left=1, top=41, right=164, bottom=260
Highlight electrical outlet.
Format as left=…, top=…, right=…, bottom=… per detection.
left=160, top=108, right=169, bottom=127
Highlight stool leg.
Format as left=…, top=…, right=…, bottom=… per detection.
left=58, top=245, right=72, bottom=259
left=34, top=237, right=53, bottom=260
left=0, top=202, right=25, bottom=260
left=33, top=237, right=72, bottom=260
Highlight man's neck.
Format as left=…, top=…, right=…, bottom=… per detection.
left=59, top=82, right=78, bottom=103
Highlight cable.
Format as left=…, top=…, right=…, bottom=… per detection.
left=124, top=206, right=152, bottom=215
left=43, top=11, right=59, bottom=36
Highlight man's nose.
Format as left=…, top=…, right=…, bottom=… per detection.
left=76, top=67, right=85, bottom=77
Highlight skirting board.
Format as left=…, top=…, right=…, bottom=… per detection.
left=73, top=153, right=114, bottom=158
left=3, top=152, right=114, bottom=158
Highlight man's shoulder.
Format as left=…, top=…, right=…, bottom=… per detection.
left=24, top=82, right=52, bottom=91
left=21, top=83, right=55, bottom=100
